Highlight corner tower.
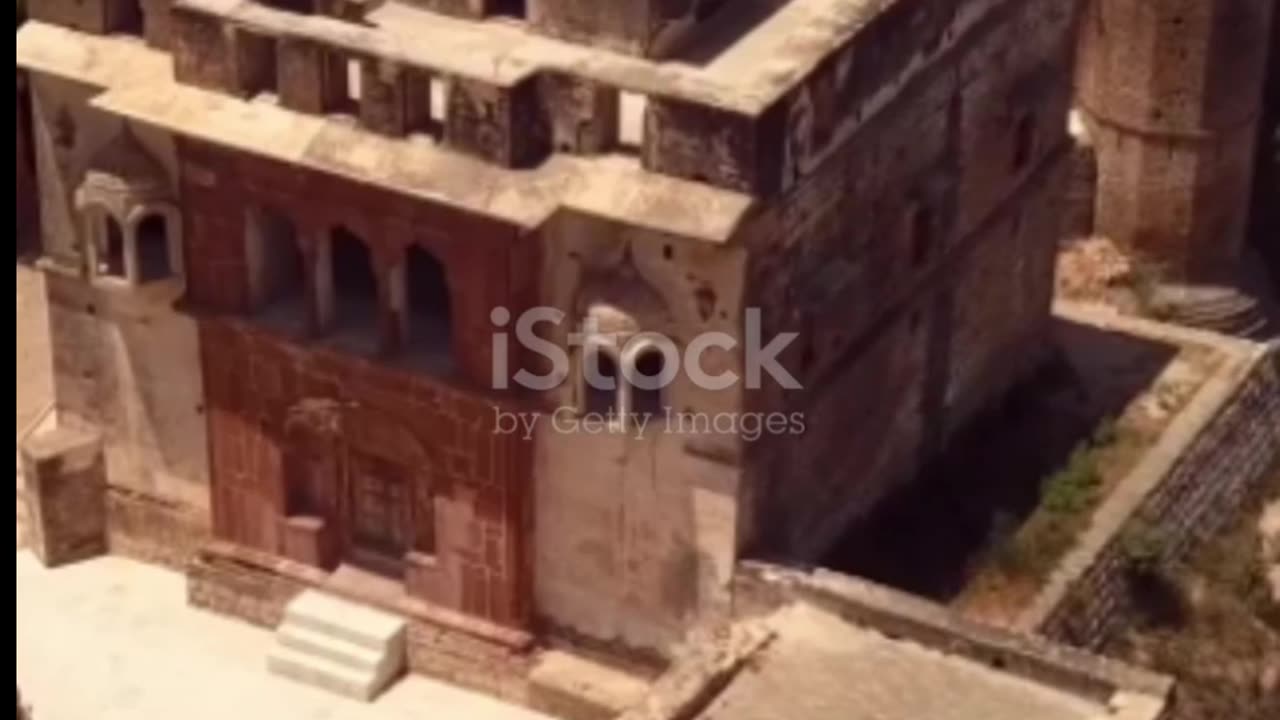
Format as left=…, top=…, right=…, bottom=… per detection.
left=1075, top=0, right=1277, bottom=331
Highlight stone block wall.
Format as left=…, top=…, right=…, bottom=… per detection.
left=1020, top=338, right=1280, bottom=650
left=20, top=427, right=109, bottom=567
left=188, top=544, right=308, bottom=628
left=189, top=541, right=536, bottom=704
left=406, top=620, right=535, bottom=703
left=528, top=0, right=727, bottom=58
left=740, top=0, right=1077, bottom=559
left=107, top=486, right=211, bottom=571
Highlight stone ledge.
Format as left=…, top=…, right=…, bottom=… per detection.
left=734, top=562, right=1173, bottom=708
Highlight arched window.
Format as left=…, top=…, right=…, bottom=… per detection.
left=135, top=214, right=170, bottom=283
left=583, top=345, right=620, bottom=416
left=330, top=226, right=379, bottom=347
left=628, top=347, right=668, bottom=418
left=405, top=245, right=451, bottom=356
left=102, top=216, right=126, bottom=278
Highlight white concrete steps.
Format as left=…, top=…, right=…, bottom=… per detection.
left=268, top=590, right=407, bottom=701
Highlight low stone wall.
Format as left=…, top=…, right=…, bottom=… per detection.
left=407, top=620, right=534, bottom=704
left=734, top=562, right=1172, bottom=717
left=187, top=544, right=308, bottom=628
left=107, top=487, right=210, bottom=572
left=186, top=541, right=536, bottom=703
left=1018, top=325, right=1280, bottom=649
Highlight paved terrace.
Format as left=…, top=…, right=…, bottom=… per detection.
left=16, top=551, right=555, bottom=720
left=698, top=603, right=1119, bottom=720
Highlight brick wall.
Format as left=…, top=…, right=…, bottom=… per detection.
left=1020, top=339, right=1280, bottom=649
left=107, top=486, right=211, bottom=571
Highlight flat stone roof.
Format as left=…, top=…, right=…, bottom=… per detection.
left=698, top=603, right=1115, bottom=720
left=179, top=0, right=898, bottom=114
left=17, top=22, right=755, bottom=242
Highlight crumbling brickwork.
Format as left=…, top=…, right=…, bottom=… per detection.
left=1076, top=0, right=1278, bottom=282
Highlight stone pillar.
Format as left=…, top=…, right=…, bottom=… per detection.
left=308, top=229, right=335, bottom=333
left=1076, top=0, right=1277, bottom=282
left=20, top=428, right=108, bottom=568
left=278, top=37, right=330, bottom=115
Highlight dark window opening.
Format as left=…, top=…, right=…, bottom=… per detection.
left=247, top=207, right=304, bottom=321
left=107, top=0, right=145, bottom=36
left=909, top=204, right=936, bottom=268
left=493, top=0, right=526, bottom=19
left=238, top=32, right=279, bottom=100
left=331, top=227, right=379, bottom=343
left=629, top=349, right=668, bottom=419
left=135, top=214, right=171, bottom=282
left=405, top=245, right=452, bottom=358
left=102, top=217, right=126, bottom=278
left=1013, top=113, right=1037, bottom=171
left=584, top=348, right=619, bottom=416
left=323, top=52, right=361, bottom=116
left=261, top=0, right=317, bottom=12
left=404, top=72, right=444, bottom=141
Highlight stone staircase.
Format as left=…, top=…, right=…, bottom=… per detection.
left=1153, top=284, right=1275, bottom=339
left=268, top=590, right=407, bottom=701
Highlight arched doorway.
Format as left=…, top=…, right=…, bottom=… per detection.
left=405, top=245, right=451, bottom=363
left=134, top=214, right=170, bottom=283
left=330, top=226, right=379, bottom=350
left=102, top=215, right=127, bottom=278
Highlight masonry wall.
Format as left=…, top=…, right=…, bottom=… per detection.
left=528, top=0, right=728, bottom=58
left=532, top=209, right=749, bottom=654
left=178, top=140, right=539, bottom=629
left=29, top=71, right=211, bottom=569
left=1076, top=0, right=1278, bottom=282
left=188, top=542, right=537, bottom=702
left=1021, top=340, right=1280, bottom=650
left=742, top=0, right=1076, bottom=559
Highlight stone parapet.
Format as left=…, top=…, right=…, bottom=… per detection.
left=1018, top=310, right=1280, bottom=649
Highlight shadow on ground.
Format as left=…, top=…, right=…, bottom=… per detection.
left=823, top=317, right=1181, bottom=602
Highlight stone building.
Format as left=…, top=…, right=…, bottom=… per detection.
left=1072, top=0, right=1279, bottom=335
left=16, top=0, right=1078, bottom=699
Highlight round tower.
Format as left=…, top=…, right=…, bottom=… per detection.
left=1076, top=0, right=1277, bottom=286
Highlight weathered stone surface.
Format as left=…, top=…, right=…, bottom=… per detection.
left=1076, top=0, right=1278, bottom=282
left=20, top=426, right=108, bottom=567
left=1021, top=321, right=1280, bottom=650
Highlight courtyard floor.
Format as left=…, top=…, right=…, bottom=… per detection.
left=16, top=550, right=554, bottom=720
